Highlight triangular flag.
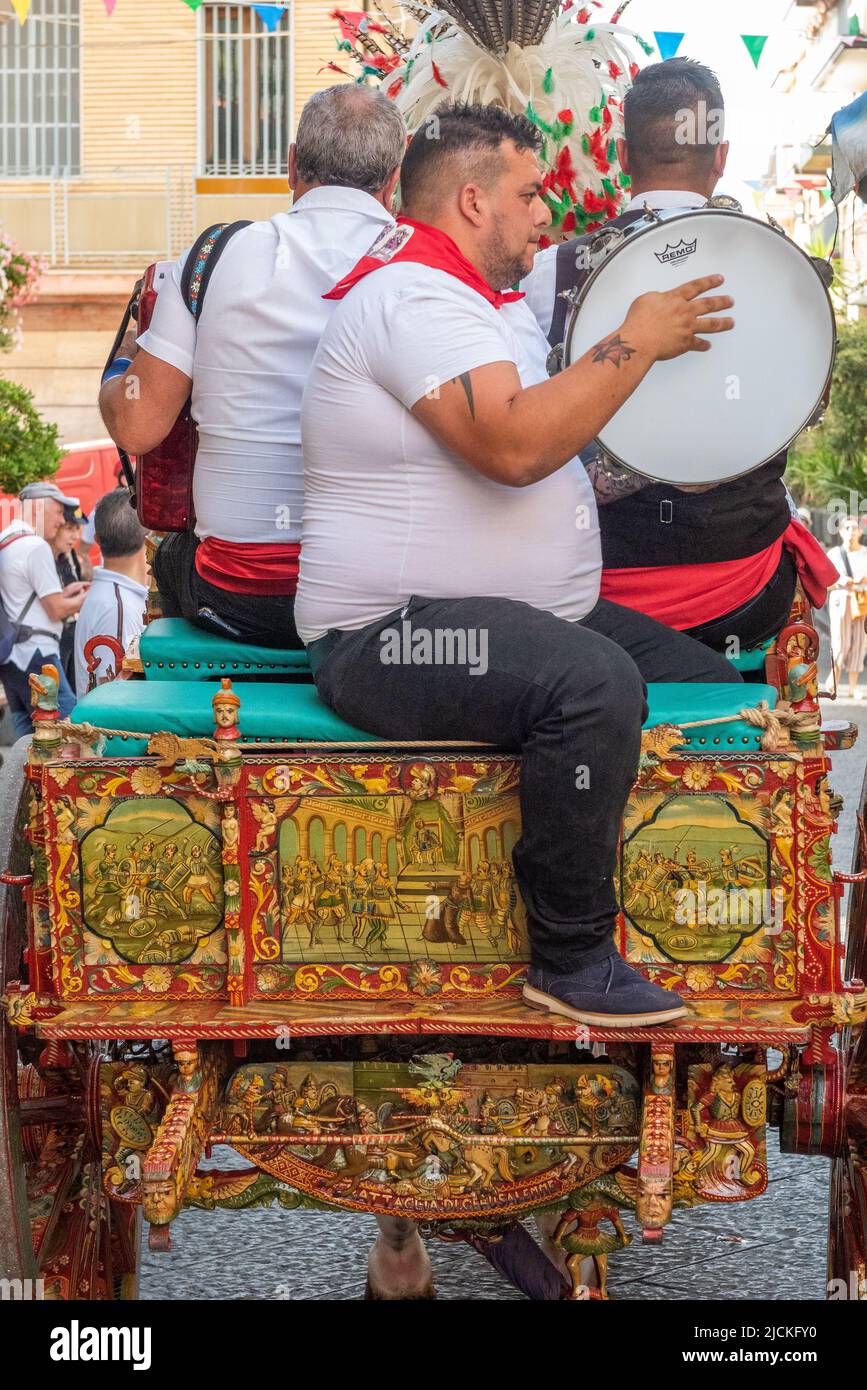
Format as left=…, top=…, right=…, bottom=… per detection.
left=741, top=35, right=768, bottom=68
left=103, top=0, right=118, bottom=14
left=253, top=5, right=286, bottom=29
left=653, top=31, right=684, bottom=61
left=11, top=0, right=32, bottom=24
left=181, top=0, right=205, bottom=11
left=334, top=10, right=367, bottom=44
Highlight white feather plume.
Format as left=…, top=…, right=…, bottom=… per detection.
left=391, top=11, right=644, bottom=232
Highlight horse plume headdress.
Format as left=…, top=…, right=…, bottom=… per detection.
left=330, top=1, right=652, bottom=243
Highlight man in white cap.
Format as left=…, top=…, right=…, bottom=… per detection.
left=0, top=481, right=89, bottom=736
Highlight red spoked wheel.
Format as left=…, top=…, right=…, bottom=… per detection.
left=0, top=740, right=141, bottom=1300
left=828, top=764, right=867, bottom=1300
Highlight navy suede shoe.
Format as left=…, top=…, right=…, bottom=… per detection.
left=524, top=952, right=688, bottom=1027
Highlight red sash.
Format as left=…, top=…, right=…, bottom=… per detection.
left=324, top=216, right=525, bottom=310
left=196, top=538, right=300, bottom=597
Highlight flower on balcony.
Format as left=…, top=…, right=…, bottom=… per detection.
left=0, top=229, right=44, bottom=355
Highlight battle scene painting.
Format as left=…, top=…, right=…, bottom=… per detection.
left=80, top=797, right=225, bottom=965
left=620, top=793, right=772, bottom=963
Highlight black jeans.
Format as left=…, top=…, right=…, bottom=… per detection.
left=152, top=531, right=301, bottom=649
left=308, top=595, right=740, bottom=973
left=684, top=551, right=798, bottom=653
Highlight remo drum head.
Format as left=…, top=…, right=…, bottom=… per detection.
left=563, top=208, right=836, bottom=486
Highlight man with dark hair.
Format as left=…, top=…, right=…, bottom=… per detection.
left=522, top=57, right=836, bottom=651
left=298, top=101, right=738, bottom=1027
left=99, top=84, right=405, bottom=649
left=74, top=490, right=148, bottom=697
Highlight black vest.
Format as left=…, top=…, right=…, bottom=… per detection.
left=547, top=212, right=791, bottom=570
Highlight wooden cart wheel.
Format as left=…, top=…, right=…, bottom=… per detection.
left=827, top=761, right=867, bottom=1299
left=0, top=740, right=141, bottom=1300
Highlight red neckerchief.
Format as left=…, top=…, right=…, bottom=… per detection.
left=324, top=216, right=525, bottom=310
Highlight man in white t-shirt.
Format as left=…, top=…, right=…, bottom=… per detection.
left=74, top=491, right=148, bottom=699
left=98, top=84, right=404, bottom=649
left=0, top=481, right=89, bottom=737
left=298, top=103, right=740, bottom=1028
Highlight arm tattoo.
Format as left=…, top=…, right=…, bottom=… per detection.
left=585, top=451, right=649, bottom=504
left=450, top=371, right=476, bottom=420
left=590, top=333, right=636, bottom=368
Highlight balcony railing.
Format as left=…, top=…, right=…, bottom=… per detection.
left=0, top=166, right=196, bottom=268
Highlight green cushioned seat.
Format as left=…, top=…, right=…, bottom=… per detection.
left=140, top=618, right=310, bottom=680
left=727, top=638, right=773, bottom=674
left=645, top=682, right=777, bottom=750
left=72, top=679, right=379, bottom=755
left=71, top=678, right=777, bottom=758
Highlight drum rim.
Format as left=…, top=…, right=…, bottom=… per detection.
left=562, top=207, right=838, bottom=485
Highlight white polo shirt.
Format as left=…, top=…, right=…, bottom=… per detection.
left=137, top=187, right=396, bottom=545
left=0, top=522, right=63, bottom=670
left=74, top=567, right=148, bottom=698
left=296, top=262, right=601, bottom=642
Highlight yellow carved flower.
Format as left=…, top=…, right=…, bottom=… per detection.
left=142, top=966, right=173, bottom=994
left=683, top=965, right=716, bottom=993
left=131, top=766, right=164, bottom=796
left=769, top=761, right=796, bottom=779
left=681, top=762, right=712, bottom=790
left=257, top=966, right=282, bottom=993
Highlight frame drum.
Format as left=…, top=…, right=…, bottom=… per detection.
left=563, top=208, right=836, bottom=485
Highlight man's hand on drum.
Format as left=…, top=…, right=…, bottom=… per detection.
left=623, top=274, right=734, bottom=360
left=409, top=278, right=733, bottom=491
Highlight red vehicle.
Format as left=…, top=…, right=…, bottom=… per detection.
left=0, top=438, right=123, bottom=533
left=52, top=437, right=124, bottom=518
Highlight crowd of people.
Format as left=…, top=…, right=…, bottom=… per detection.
left=0, top=57, right=856, bottom=1028
left=0, top=480, right=148, bottom=735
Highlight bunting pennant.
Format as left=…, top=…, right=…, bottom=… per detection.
left=11, top=0, right=32, bottom=24
left=102, top=0, right=118, bottom=15
left=181, top=0, right=205, bottom=10
left=253, top=4, right=287, bottom=29
left=653, top=31, right=684, bottom=61
left=740, top=34, right=768, bottom=68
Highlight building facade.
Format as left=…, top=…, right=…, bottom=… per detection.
left=760, top=0, right=867, bottom=321
left=0, top=0, right=348, bottom=441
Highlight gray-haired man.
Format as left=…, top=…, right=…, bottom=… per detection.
left=99, top=84, right=405, bottom=647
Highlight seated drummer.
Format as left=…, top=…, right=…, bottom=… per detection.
left=98, top=85, right=405, bottom=649
left=297, top=103, right=739, bottom=1027
left=521, top=57, right=836, bottom=654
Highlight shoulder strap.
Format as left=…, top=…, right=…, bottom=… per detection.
left=0, top=533, right=40, bottom=629
left=840, top=548, right=854, bottom=579
left=548, top=237, right=591, bottom=349
left=114, top=583, right=125, bottom=646
left=0, top=532, right=29, bottom=555
left=180, top=220, right=253, bottom=320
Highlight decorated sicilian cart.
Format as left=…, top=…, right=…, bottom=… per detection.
left=0, top=582, right=865, bottom=1300
left=3, top=0, right=866, bottom=1307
